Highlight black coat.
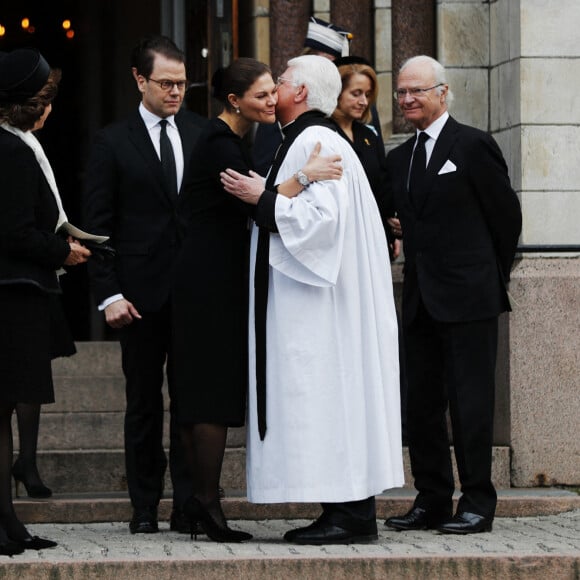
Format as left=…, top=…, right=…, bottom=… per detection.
left=0, top=127, right=74, bottom=403
left=386, top=116, right=522, bottom=324
left=83, top=109, right=207, bottom=312
left=0, top=128, right=70, bottom=292
left=335, top=121, right=392, bottom=233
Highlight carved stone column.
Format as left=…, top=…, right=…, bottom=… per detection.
left=269, top=0, right=311, bottom=76
left=392, top=0, right=435, bottom=133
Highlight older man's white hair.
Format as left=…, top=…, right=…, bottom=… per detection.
left=286, top=55, right=342, bottom=116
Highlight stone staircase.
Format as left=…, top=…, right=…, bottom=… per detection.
left=21, top=341, right=512, bottom=500
left=9, top=342, right=579, bottom=579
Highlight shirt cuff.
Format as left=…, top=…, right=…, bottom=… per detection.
left=98, top=294, right=124, bottom=311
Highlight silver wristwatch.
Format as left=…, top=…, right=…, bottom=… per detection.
left=295, top=169, right=310, bottom=187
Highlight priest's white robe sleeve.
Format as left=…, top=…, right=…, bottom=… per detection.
left=268, top=128, right=350, bottom=287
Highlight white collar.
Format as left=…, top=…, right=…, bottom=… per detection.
left=139, top=102, right=176, bottom=131
left=420, top=111, right=449, bottom=142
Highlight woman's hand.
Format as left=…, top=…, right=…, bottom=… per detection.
left=220, top=169, right=265, bottom=205
left=301, top=142, right=342, bottom=183
left=64, top=237, right=91, bottom=266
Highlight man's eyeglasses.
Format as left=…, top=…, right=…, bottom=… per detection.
left=276, top=76, right=293, bottom=87
left=148, top=78, right=188, bottom=91
left=393, top=84, right=443, bottom=100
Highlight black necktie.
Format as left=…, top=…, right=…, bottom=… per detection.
left=409, top=131, right=429, bottom=206
left=159, top=119, right=178, bottom=198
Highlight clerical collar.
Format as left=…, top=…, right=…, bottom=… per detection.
left=281, top=110, right=327, bottom=137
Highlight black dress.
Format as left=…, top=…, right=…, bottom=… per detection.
left=171, top=118, right=255, bottom=426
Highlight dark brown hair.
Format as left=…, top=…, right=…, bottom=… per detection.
left=212, top=58, right=271, bottom=112
left=131, top=35, right=185, bottom=78
left=0, top=69, right=61, bottom=131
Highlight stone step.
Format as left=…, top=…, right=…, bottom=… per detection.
left=52, top=341, right=122, bottom=378
left=6, top=504, right=580, bottom=580
left=16, top=446, right=511, bottom=495
left=14, top=488, right=580, bottom=524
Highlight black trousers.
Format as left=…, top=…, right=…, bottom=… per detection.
left=405, top=299, right=498, bottom=519
left=321, top=497, right=377, bottom=530
left=119, top=301, right=190, bottom=509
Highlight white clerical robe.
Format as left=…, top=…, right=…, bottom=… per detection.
left=246, top=125, right=404, bottom=503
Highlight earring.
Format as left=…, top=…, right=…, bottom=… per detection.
left=235, top=107, right=240, bottom=114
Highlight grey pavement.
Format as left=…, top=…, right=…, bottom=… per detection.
left=3, top=510, right=579, bottom=579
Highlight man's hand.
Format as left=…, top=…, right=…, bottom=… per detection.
left=301, top=141, right=342, bottom=183
left=390, top=238, right=401, bottom=260
left=104, top=299, right=142, bottom=329
left=387, top=216, right=402, bottom=238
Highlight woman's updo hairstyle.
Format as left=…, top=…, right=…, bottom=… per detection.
left=211, top=57, right=271, bottom=112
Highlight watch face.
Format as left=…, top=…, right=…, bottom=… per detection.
left=298, top=171, right=309, bottom=186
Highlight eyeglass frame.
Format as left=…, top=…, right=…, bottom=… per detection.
left=276, top=76, right=295, bottom=87
left=147, top=77, right=189, bottom=91
left=393, top=83, right=444, bottom=100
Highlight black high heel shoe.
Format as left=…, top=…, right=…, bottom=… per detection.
left=183, top=497, right=252, bottom=543
left=14, top=536, right=57, bottom=551
left=12, top=459, right=52, bottom=499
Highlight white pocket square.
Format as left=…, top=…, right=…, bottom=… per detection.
left=438, top=160, right=457, bottom=175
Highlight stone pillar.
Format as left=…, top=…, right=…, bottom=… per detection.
left=489, top=0, right=580, bottom=487
left=331, top=0, right=373, bottom=62
left=391, top=0, right=435, bottom=133
left=269, top=0, right=311, bottom=76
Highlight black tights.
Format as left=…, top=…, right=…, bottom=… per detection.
left=180, top=423, right=227, bottom=524
left=14, top=403, right=44, bottom=486
left=0, top=402, right=29, bottom=542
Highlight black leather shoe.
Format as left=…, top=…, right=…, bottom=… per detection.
left=437, top=512, right=492, bottom=534
left=284, top=520, right=319, bottom=542
left=285, top=520, right=377, bottom=545
left=384, top=507, right=449, bottom=531
left=129, top=507, right=159, bottom=534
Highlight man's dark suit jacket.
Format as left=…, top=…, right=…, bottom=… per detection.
left=386, top=116, right=522, bottom=325
left=83, top=109, right=206, bottom=312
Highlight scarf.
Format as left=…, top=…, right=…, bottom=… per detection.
left=1, top=122, right=68, bottom=231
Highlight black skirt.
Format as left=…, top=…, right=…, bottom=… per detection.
left=0, top=284, right=73, bottom=404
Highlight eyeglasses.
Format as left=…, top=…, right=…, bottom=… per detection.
left=393, top=84, right=443, bottom=100
left=276, top=76, right=294, bottom=87
left=148, top=78, right=188, bottom=91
